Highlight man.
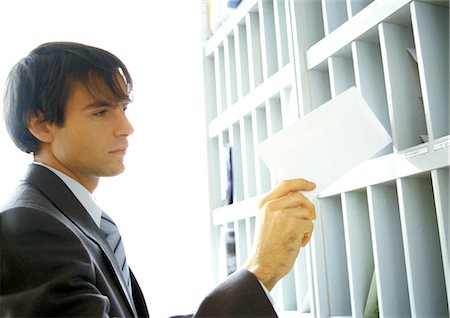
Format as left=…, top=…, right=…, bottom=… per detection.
left=0, top=42, right=316, bottom=317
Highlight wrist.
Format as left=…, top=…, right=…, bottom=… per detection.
left=243, top=259, right=279, bottom=291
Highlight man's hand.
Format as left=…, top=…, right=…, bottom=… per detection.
left=243, top=179, right=316, bottom=291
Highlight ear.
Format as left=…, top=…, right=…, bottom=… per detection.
left=26, top=111, right=55, bottom=144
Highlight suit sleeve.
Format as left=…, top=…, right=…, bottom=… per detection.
left=193, top=269, right=278, bottom=318
left=0, top=207, right=110, bottom=317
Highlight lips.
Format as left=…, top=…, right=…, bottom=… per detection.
left=109, top=143, right=128, bottom=155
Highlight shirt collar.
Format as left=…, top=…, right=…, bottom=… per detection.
left=33, top=162, right=103, bottom=227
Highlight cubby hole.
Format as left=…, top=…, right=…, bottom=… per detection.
left=224, top=35, right=238, bottom=106
left=352, top=37, right=393, bottom=157
left=204, top=55, right=218, bottom=121
left=241, top=115, right=257, bottom=198
left=252, top=106, right=271, bottom=194
left=234, top=219, right=248, bottom=268
left=410, top=1, right=449, bottom=140
left=294, top=246, right=311, bottom=314
left=379, top=6, right=428, bottom=151
left=289, top=0, right=325, bottom=49
left=346, top=0, right=375, bottom=18
left=327, top=47, right=355, bottom=98
left=258, top=0, right=279, bottom=79
left=234, top=23, right=250, bottom=98
left=273, top=0, right=290, bottom=68
left=321, top=0, right=349, bottom=35
left=319, top=195, right=352, bottom=316
left=397, top=173, right=448, bottom=316
left=267, top=94, right=283, bottom=136
left=231, top=123, right=244, bottom=203
left=341, top=189, right=375, bottom=317
left=214, top=45, right=228, bottom=114
left=307, top=65, right=331, bottom=113
left=245, top=11, right=263, bottom=89
left=367, top=182, right=411, bottom=317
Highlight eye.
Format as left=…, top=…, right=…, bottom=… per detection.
left=94, top=109, right=108, bottom=117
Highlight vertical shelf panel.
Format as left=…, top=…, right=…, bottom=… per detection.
left=411, top=1, right=449, bottom=140
left=246, top=12, right=263, bottom=89
left=320, top=195, right=351, bottom=316
left=379, top=22, right=428, bottom=152
left=367, top=183, right=410, bottom=317
left=341, top=190, right=374, bottom=317
left=397, top=175, right=448, bottom=317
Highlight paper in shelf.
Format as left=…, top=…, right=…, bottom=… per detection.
left=256, top=87, right=392, bottom=201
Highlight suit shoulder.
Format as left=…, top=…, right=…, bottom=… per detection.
left=1, top=181, right=52, bottom=213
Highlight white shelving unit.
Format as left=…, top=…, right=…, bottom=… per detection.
left=202, top=0, right=449, bottom=317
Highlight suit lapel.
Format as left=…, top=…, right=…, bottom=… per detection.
left=24, top=164, right=138, bottom=317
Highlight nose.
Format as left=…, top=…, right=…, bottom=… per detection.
left=114, top=108, right=134, bottom=137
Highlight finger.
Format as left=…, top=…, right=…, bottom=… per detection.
left=283, top=207, right=315, bottom=220
left=299, top=221, right=314, bottom=247
left=262, top=194, right=316, bottom=220
left=289, top=192, right=316, bottom=220
left=259, top=179, right=316, bottom=208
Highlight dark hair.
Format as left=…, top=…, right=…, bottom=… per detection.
left=3, top=41, right=133, bottom=154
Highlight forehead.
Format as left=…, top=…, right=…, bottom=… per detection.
left=69, top=71, right=130, bottom=105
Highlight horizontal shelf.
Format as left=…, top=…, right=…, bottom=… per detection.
left=320, top=135, right=450, bottom=197
left=307, top=0, right=411, bottom=70
left=276, top=311, right=313, bottom=318
left=203, top=0, right=258, bottom=57
left=208, top=63, right=294, bottom=138
left=212, top=195, right=262, bottom=226
left=212, top=135, right=449, bottom=225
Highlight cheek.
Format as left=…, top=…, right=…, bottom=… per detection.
left=53, top=130, right=92, bottom=158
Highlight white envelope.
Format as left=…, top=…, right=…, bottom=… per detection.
left=257, top=87, right=392, bottom=201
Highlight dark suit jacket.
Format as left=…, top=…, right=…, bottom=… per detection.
left=1, top=164, right=277, bottom=317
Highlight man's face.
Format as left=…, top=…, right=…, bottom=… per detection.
left=40, top=79, right=134, bottom=190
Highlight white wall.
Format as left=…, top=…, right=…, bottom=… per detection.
left=0, top=1, right=213, bottom=317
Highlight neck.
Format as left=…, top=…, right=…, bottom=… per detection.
left=34, top=155, right=99, bottom=193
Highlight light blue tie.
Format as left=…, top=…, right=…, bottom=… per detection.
left=100, top=211, right=133, bottom=299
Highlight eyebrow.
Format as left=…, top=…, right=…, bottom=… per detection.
left=82, top=100, right=127, bottom=110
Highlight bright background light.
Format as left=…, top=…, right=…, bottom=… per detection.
left=0, top=1, right=213, bottom=317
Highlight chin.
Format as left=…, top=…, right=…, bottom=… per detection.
left=102, top=164, right=126, bottom=177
